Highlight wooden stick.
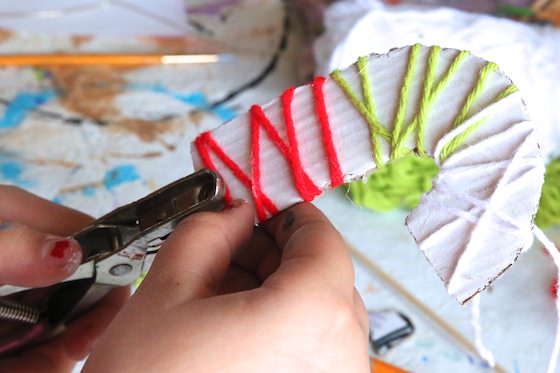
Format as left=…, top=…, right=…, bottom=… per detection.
left=0, top=53, right=223, bottom=66
left=349, top=245, right=507, bottom=373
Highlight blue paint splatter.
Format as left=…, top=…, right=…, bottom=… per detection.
left=0, top=161, right=32, bottom=186
left=0, top=161, right=22, bottom=179
left=442, top=350, right=462, bottom=362
left=467, top=355, right=475, bottom=365
left=0, top=91, right=57, bottom=129
left=81, top=186, right=96, bottom=196
left=103, top=164, right=140, bottom=190
left=480, top=360, right=491, bottom=369
left=127, top=83, right=236, bottom=122
left=420, top=356, right=429, bottom=364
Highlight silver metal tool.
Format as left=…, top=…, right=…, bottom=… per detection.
left=0, top=169, right=225, bottom=356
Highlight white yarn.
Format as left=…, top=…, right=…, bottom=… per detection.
left=425, top=182, right=560, bottom=371
left=426, top=184, right=560, bottom=372
left=430, top=180, right=532, bottom=241
left=470, top=294, right=496, bottom=368
left=432, top=93, right=522, bottom=166
left=533, top=226, right=560, bottom=373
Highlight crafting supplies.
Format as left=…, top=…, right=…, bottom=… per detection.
left=191, top=44, right=544, bottom=305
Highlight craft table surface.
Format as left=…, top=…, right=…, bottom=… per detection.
left=0, top=1, right=557, bottom=372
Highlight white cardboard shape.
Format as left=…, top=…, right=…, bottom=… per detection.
left=191, top=45, right=544, bottom=304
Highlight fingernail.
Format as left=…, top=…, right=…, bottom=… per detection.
left=42, top=237, right=83, bottom=273
left=230, top=199, right=248, bottom=208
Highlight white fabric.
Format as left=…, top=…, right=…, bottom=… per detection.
left=470, top=294, right=496, bottom=367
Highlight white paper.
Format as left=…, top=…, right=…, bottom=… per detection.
left=0, top=0, right=189, bottom=36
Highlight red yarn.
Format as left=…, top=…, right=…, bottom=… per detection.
left=194, top=134, right=232, bottom=204
left=255, top=87, right=322, bottom=201
left=249, top=105, right=279, bottom=220
left=194, top=76, right=343, bottom=220
left=312, top=76, right=343, bottom=187
left=195, top=131, right=277, bottom=220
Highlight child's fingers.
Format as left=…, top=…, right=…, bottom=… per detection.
left=0, top=185, right=92, bottom=236
left=0, top=223, right=82, bottom=287
left=262, top=203, right=355, bottom=300
left=0, top=185, right=92, bottom=286
left=138, top=201, right=255, bottom=302
left=0, top=334, right=75, bottom=373
left=63, top=286, right=131, bottom=360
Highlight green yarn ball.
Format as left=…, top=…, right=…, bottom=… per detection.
left=536, top=159, right=560, bottom=228
left=348, top=154, right=560, bottom=229
left=347, top=153, right=439, bottom=212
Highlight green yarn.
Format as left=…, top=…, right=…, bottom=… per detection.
left=414, top=46, right=440, bottom=156
left=451, top=62, right=498, bottom=129
left=333, top=46, right=476, bottom=165
left=536, top=158, right=560, bottom=228
left=410, top=49, right=470, bottom=156
left=349, top=156, right=560, bottom=227
left=336, top=45, right=553, bottom=221
left=391, top=44, right=421, bottom=160
left=441, top=62, right=499, bottom=161
left=439, top=83, right=519, bottom=162
left=332, top=66, right=389, bottom=168
left=348, top=153, right=439, bottom=211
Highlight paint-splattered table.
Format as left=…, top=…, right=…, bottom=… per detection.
left=0, top=0, right=289, bottom=217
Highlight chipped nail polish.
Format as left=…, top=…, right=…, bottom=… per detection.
left=42, top=237, right=83, bottom=273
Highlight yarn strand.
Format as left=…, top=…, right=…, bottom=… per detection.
left=398, top=48, right=470, bottom=156
left=333, top=46, right=473, bottom=165
left=312, top=76, right=344, bottom=187
left=533, top=226, right=560, bottom=373
left=195, top=77, right=342, bottom=220
left=439, top=83, right=519, bottom=162
left=391, top=43, right=420, bottom=160
left=415, top=45, right=440, bottom=156
left=470, top=294, right=496, bottom=368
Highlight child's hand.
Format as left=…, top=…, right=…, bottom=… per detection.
left=85, top=202, right=370, bottom=373
left=0, top=186, right=129, bottom=373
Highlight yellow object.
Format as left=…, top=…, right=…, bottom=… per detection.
left=0, top=53, right=221, bottom=66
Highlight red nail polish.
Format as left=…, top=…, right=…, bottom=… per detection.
left=51, top=240, right=71, bottom=259
left=42, top=237, right=82, bottom=272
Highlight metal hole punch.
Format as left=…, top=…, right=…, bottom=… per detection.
left=0, top=299, right=40, bottom=325
left=0, top=169, right=225, bottom=356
